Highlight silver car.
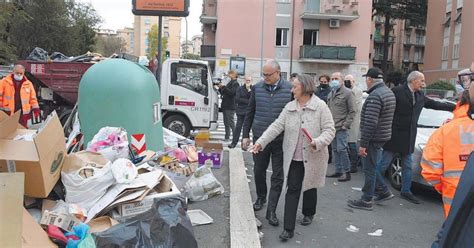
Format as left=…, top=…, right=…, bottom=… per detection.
left=386, top=107, right=453, bottom=190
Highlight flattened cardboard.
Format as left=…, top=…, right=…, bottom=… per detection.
left=0, top=112, right=66, bottom=197
left=22, top=208, right=57, bottom=248
left=0, top=173, right=24, bottom=248
left=0, top=111, right=20, bottom=139
left=88, top=216, right=119, bottom=233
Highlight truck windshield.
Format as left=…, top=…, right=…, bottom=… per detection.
left=171, top=63, right=208, bottom=96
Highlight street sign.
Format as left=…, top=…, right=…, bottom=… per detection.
left=132, top=0, right=189, bottom=17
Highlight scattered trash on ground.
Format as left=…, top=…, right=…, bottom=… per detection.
left=368, top=229, right=383, bottom=237
left=346, top=225, right=360, bottom=233
left=187, top=209, right=214, bottom=226
left=351, top=187, right=362, bottom=191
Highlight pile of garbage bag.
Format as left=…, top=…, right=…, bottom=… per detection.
left=0, top=110, right=224, bottom=247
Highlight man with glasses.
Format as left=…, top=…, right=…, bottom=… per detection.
left=242, top=60, right=293, bottom=227
left=0, top=64, right=40, bottom=127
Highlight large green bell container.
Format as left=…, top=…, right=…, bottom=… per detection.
left=78, top=59, right=164, bottom=152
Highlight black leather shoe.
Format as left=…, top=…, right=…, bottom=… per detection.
left=326, top=172, right=343, bottom=178
left=266, top=212, right=279, bottom=226
left=350, top=166, right=358, bottom=173
left=228, top=143, right=236, bottom=148
left=279, top=230, right=294, bottom=241
left=338, top=172, right=351, bottom=182
left=253, top=198, right=266, bottom=211
left=300, top=215, right=313, bottom=226
left=401, top=192, right=421, bottom=204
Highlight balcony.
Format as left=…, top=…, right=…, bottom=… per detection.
left=414, top=40, right=425, bottom=47
left=200, top=14, right=217, bottom=24
left=300, top=0, right=359, bottom=21
left=372, top=54, right=393, bottom=62
left=374, top=35, right=395, bottom=44
left=200, top=45, right=215, bottom=58
left=299, top=45, right=356, bottom=63
left=200, top=1, right=217, bottom=24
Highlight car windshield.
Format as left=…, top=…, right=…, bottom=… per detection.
left=418, top=108, right=453, bottom=128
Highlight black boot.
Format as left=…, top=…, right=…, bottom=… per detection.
left=338, top=172, right=351, bottom=182
left=253, top=198, right=266, bottom=211
left=266, top=212, right=279, bottom=226
left=279, top=229, right=294, bottom=241
left=300, top=215, right=313, bottom=226
left=326, top=172, right=343, bottom=178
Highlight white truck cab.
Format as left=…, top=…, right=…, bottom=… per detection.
left=160, top=59, right=219, bottom=137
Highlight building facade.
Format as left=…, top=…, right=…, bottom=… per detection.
left=369, top=17, right=426, bottom=75
left=424, top=0, right=473, bottom=85
left=117, top=27, right=135, bottom=54
left=133, top=16, right=182, bottom=59
left=201, top=0, right=372, bottom=89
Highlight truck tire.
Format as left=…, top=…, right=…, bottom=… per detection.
left=163, top=115, right=191, bottom=137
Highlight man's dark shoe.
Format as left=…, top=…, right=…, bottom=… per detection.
left=279, top=230, right=294, bottom=241
left=374, top=191, right=395, bottom=204
left=338, top=172, right=351, bottom=182
left=350, top=166, right=358, bottom=173
left=266, top=212, right=279, bottom=226
left=253, top=198, right=266, bottom=211
left=326, top=172, right=343, bottom=178
left=300, top=215, right=313, bottom=226
left=347, top=199, right=373, bottom=211
left=228, top=143, right=237, bottom=148
left=401, top=192, right=421, bottom=204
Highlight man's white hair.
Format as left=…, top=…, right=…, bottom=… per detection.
left=407, top=71, right=424, bottom=84
left=265, top=59, right=281, bottom=71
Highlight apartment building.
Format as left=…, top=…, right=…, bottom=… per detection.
left=117, top=27, right=135, bottom=54
left=201, top=0, right=372, bottom=88
left=369, top=17, right=426, bottom=74
left=424, top=0, right=473, bottom=84
left=133, top=16, right=182, bottom=59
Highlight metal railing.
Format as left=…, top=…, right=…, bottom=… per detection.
left=300, top=45, right=356, bottom=60
left=200, top=45, right=216, bottom=58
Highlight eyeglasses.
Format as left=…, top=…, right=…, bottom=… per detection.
left=331, top=78, right=339, bottom=80
left=246, top=80, right=251, bottom=82
left=263, top=71, right=278, bottom=77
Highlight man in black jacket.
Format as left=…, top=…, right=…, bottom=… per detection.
left=219, top=70, right=240, bottom=142
left=229, top=76, right=252, bottom=148
left=347, top=67, right=396, bottom=211
left=314, top=74, right=331, bottom=103
left=242, top=60, right=293, bottom=226
left=377, top=71, right=455, bottom=204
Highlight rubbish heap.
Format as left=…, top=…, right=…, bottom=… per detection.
left=0, top=110, right=225, bottom=248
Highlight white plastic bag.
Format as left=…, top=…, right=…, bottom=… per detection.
left=111, top=158, right=138, bottom=184
left=62, top=163, right=116, bottom=211
left=184, top=166, right=224, bottom=201
left=87, top=127, right=130, bottom=162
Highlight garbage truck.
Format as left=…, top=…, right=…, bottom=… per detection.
left=16, top=58, right=219, bottom=137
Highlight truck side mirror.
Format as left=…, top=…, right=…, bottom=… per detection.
left=204, top=97, right=209, bottom=105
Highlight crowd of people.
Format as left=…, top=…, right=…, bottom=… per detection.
left=219, top=59, right=473, bottom=242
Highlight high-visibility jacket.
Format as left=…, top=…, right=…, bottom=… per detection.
left=0, top=74, right=39, bottom=115
left=421, top=104, right=474, bottom=217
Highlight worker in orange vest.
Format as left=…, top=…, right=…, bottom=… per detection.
left=0, top=64, right=40, bottom=127
left=421, top=67, right=473, bottom=218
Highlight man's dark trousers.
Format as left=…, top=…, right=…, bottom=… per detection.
left=253, top=137, right=284, bottom=217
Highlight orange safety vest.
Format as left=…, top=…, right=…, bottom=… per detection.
left=0, top=74, right=39, bottom=115
left=421, top=104, right=474, bottom=217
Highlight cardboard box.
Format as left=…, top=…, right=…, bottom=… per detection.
left=197, top=142, right=224, bottom=168
left=0, top=111, right=66, bottom=198
left=22, top=209, right=57, bottom=248
left=117, top=174, right=181, bottom=217
left=0, top=173, right=24, bottom=248
left=40, top=210, right=82, bottom=232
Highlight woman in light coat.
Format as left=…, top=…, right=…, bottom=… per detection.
left=252, top=74, right=335, bottom=241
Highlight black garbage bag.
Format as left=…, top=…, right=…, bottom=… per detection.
left=93, top=197, right=198, bottom=248
left=50, top=52, right=69, bottom=61
left=26, top=47, right=49, bottom=61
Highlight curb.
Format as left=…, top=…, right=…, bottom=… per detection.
left=228, top=149, right=261, bottom=248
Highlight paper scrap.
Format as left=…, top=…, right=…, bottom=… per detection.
left=346, top=225, right=360, bottom=233
left=368, top=229, right=383, bottom=237
left=351, top=187, right=362, bottom=191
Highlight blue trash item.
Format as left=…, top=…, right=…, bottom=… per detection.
left=78, top=59, right=164, bottom=152
left=65, top=223, right=96, bottom=248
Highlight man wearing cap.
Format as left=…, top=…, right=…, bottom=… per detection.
left=377, top=71, right=455, bottom=205
left=347, top=67, right=396, bottom=211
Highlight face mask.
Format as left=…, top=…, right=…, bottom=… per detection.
left=14, top=74, right=23, bottom=81
left=320, top=83, right=329, bottom=88
left=329, top=80, right=340, bottom=89
left=344, top=80, right=352, bottom=89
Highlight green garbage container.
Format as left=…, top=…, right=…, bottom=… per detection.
left=78, top=59, right=164, bottom=152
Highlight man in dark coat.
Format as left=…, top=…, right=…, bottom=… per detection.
left=219, top=70, right=240, bottom=141
left=377, top=71, right=455, bottom=204
left=314, top=74, right=331, bottom=103
left=229, top=76, right=252, bottom=148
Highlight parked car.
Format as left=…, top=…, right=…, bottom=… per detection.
left=387, top=107, right=454, bottom=190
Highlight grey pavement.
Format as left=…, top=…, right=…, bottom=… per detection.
left=188, top=151, right=231, bottom=248
left=243, top=152, right=445, bottom=248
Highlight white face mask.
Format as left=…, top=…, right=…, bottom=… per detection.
left=14, top=74, right=23, bottom=81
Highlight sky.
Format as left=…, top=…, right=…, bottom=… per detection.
left=78, top=0, right=203, bottom=42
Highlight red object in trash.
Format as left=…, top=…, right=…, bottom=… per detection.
left=301, top=128, right=313, bottom=143
left=47, top=225, right=68, bottom=244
